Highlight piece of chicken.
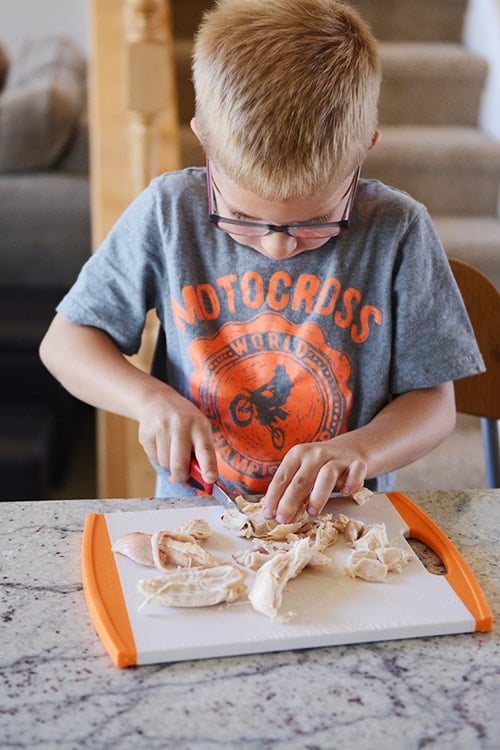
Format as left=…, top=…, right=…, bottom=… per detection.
left=234, top=538, right=331, bottom=571
left=375, top=546, right=413, bottom=573
left=175, top=518, right=212, bottom=540
left=349, top=486, right=374, bottom=505
left=307, top=515, right=339, bottom=551
left=150, top=531, right=222, bottom=570
left=345, top=549, right=388, bottom=582
left=223, top=497, right=311, bottom=541
left=111, top=531, right=155, bottom=567
left=343, top=519, right=365, bottom=546
left=345, top=544, right=413, bottom=582
left=352, top=523, right=389, bottom=551
left=137, top=564, right=246, bottom=608
left=111, top=528, right=221, bottom=570
left=247, top=538, right=319, bottom=622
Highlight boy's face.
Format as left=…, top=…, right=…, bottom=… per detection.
left=207, top=161, right=359, bottom=260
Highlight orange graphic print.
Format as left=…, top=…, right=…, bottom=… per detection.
left=189, top=312, right=352, bottom=493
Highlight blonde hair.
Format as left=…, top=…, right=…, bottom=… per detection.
left=192, top=0, right=381, bottom=199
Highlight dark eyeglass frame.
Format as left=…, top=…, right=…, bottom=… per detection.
left=206, top=159, right=360, bottom=239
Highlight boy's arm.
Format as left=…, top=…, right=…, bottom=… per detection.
left=262, top=382, right=456, bottom=523
left=39, top=314, right=218, bottom=484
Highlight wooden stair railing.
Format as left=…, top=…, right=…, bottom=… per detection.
left=89, top=0, right=181, bottom=497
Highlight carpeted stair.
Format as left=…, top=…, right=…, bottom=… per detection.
left=170, top=0, right=500, bottom=288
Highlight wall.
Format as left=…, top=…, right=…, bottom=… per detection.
left=464, top=0, right=500, bottom=140
left=0, top=0, right=89, bottom=58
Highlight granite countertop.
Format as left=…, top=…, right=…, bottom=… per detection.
left=1, top=489, right=498, bottom=749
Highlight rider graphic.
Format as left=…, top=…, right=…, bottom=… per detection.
left=229, top=364, right=293, bottom=450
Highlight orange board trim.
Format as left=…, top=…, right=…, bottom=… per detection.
left=387, top=491, right=493, bottom=632
left=81, top=513, right=137, bottom=667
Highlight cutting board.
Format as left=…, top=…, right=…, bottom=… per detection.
left=81, top=492, right=492, bottom=668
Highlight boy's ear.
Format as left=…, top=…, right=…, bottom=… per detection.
left=369, top=129, right=381, bottom=151
left=190, top=117, right=202, bottom=142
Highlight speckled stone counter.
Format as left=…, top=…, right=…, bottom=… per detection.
left=1, top=490, right=498, bottom=749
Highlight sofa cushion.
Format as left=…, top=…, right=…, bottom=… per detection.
left=0, top=172, right=91, bottom=287
left=0, top=37, right=86, bottom=173
left=55, top=111, right=89, bottom=174
left=6, top=36, right=86, bottom=89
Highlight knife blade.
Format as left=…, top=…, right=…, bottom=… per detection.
left=188, top=457, right=237, bottom=509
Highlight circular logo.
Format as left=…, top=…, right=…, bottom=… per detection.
left=190, top=314, right=352, bottom=492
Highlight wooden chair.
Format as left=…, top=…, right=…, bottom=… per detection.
left=449, top=258, right=500, bottom=487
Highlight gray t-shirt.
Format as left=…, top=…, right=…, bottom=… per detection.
left=58, top=167, right=484, bottom=493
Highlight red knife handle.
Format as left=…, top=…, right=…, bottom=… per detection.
left=188, top=457, right=214, bottom=494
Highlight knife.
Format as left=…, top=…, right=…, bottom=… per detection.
left=188, top=457, right=237, bottom=509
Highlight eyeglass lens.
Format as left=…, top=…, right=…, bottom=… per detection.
left=207, top=161, right=359, bottom=239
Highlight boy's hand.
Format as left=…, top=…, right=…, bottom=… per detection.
left=260, top=383, right=456, bottom=523
left=137, top=386, right=218, bottom=485
left=39, top=314, right=218, bottom=486
left=261, top=440, right=367, bottom=523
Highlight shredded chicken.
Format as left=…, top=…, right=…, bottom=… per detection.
left=150, top=530, right=222, bottom=570
left=233, top=538, right=331, bottom=571
left=111, top=532, right=155, bottom=567
left=345, top=544, right=413, bottom=582
left=352, top=523, right=389, bottom=551
left=375, top=546, right=413, bottom=573
left=113, top=495, right=414, bottom=623
left=111, top=528, right=221, bottom=570
left=343, top=519, right=365, bottom=546
left=222, top=497, right=310, bottom=541
left=138, top=564, right=246, bottom=608
left=332, top=513, right=351, bottom=532
left=349, top=486, right=374, bottom=505
left=247, top=538, right=319, bottom=622
left=221, top=496, right=344, bottom=545
left=345, top=550, right=388, bottom=582
left=306, top=515, right=339, bottom=551
left=175, top=518, right=212, bottom=540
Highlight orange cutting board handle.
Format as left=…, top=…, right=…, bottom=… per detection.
left=81, top=513, right=137, bottom=667
left=387, top=492, right=493, bottom=632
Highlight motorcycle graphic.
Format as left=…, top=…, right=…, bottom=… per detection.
left=229, top=364, right=293, bottom=450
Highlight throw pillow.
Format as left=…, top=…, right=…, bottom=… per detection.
left=0, top=37, right=86, bottom=173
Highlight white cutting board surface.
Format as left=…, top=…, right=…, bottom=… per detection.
left=86, top=494, right=479, bottom=666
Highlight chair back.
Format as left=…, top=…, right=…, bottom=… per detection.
left=449, top=258, right=500, bottom=420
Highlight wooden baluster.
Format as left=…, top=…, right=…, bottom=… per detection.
left=124, top=0, right=181, bottom=377
left=90, top=0, right=181, bottom=498
left=125, top=0, right=181, bottom=193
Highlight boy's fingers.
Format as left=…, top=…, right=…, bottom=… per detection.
left=192, top=437, right=218, bottom=484
left=337, top=459, right=367, bottom=496
left=195, top=453, right=218, bottom=484
left=306, top=464, right=339, bottom=517
left=152, top=432, right=172, bottom=471
left=261, top=465, right=296, bottom=519
left=139, top=428, right=162, bottom=469
left=265, top=475, right=316, bottom=524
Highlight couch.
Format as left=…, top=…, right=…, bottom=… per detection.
left=0, top=37, right=92, bottom=500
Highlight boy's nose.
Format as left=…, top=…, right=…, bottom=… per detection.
left=259, top=231, right=298, bottom=258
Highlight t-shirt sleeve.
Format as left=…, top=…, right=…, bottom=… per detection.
left=389, top=208, right=485, bottom=394
left=57, top=184, right=164, bottom=356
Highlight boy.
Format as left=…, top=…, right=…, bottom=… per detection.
left=40, top=0, right=483, bottom=523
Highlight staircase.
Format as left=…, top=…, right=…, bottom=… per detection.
left=170, top=0, right=500, bottom=288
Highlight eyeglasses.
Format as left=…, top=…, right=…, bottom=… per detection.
left=206, top=159, right=360, bottom=239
